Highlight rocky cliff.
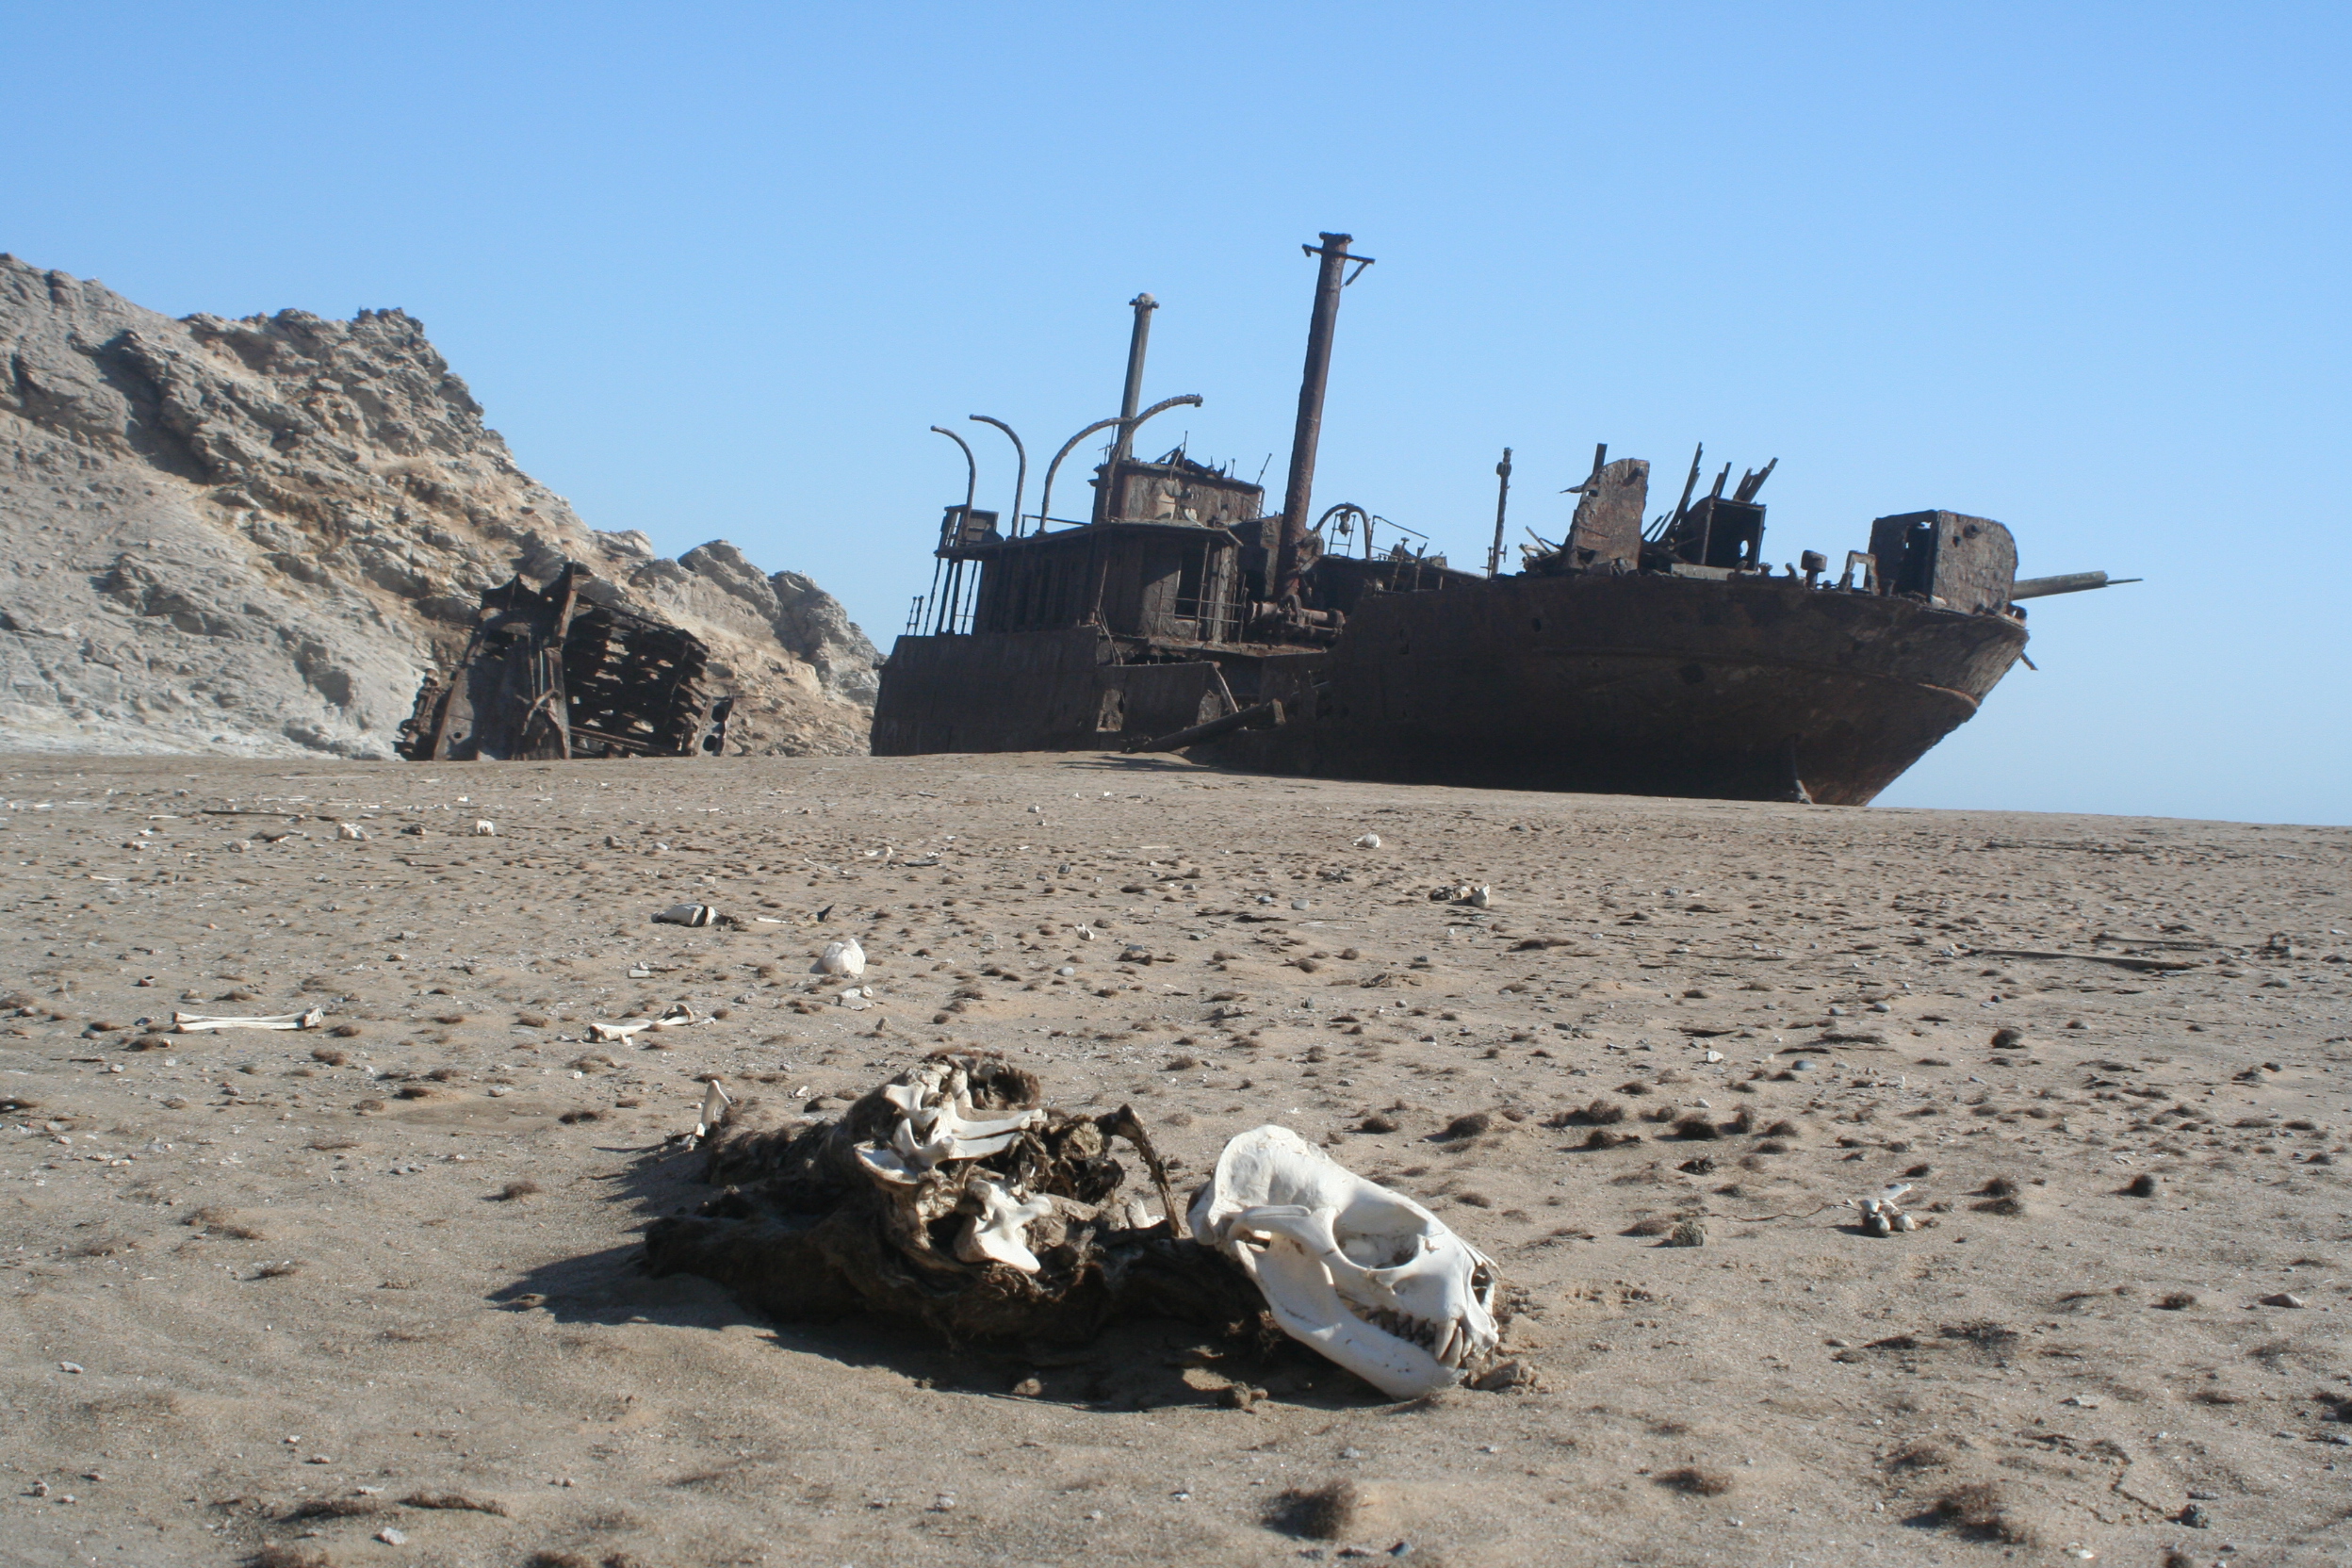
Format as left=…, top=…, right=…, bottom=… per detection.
left=0, top=255, right=878, bottom=759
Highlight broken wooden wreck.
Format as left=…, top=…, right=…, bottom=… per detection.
left=398, top=562, right=732, bottom=761
left=871, top=233, right=2132, bottom=805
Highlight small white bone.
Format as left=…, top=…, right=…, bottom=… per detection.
left=693, top=1078, right=732, bottom=1140
left=586, top=1004, right=704, bottom=1044
left=956, top=1177, right=1054, bottom=1272
left=172, top=1008, right=325, bottom=1033
left=819, top=939, right=866, bottom=976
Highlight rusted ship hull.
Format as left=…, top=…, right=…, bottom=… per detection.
left=1208, top=572, right=2026, bottom=805
left=874, top=571, right=2027, bottom=806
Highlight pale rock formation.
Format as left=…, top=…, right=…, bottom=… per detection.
left=0, top=254, right=878, bottom=759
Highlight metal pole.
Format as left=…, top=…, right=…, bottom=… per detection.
left=1107, top=294, right=1158, bottom=486
left=1275, top=232, right=1372, bottom=606
left=930, top=425, right=977, bottom=513
left=925, top=427, right=977, bottom=637
left=1487, top=447, right=1512, bottom=577
left=970, top=416, right=1027, bottom=539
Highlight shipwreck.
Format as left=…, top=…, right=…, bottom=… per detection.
left=872, top=234, right=2132, bottom=805
left=398, top=562, right=733, bottom=761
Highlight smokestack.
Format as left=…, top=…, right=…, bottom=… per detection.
left=1099, top=293, right=1157, bottom=522
left=1274, top=233, right=1370, bottom=605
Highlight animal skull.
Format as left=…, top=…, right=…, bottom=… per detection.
left=1189, top=1125, right=1500, bottom=1398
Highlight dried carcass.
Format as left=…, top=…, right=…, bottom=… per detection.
left=644, top=1057, right=1510, bottom=1395
left=644, top=1053, right=1257, bottom=1343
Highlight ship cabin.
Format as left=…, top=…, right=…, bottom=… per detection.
left=937, top=449, right=1260, bottom=648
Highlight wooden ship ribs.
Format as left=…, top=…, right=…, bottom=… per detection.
left=871, top=234, right=2132, bottom=806
left=399, top=562, right=733, bottom=761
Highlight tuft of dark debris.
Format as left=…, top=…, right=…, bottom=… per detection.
left=285, top=1498, right=381, bottom=1519
left=1939, top=1320, right=2018, bottom=1350
left=2156, top=1291, right=2198, bottom=1311
left=1671, top=1114, right=1721, bottom=1141
left=1437, top=1111, right=1494, bottom=1140
left=2121, top=1172, right=2160, bottom=1197
left=400, top=1492, right=510, bottom=1516
left=1358, top=1114, right=1400, bottom=1135
left=1933, top=1481, right=2034, bottom=1544
left=1267, top=1479, right=1362, bottom=1539
left=248, top=1548, right=333, bottom=1568
left=1581, top=1127, right=1642, bottom=1151
left=558, top=1110, right=602, bottom=1124
left=188, top=1207, right=265, bottom=1240
left=1886, top=1441, right=1953, bottom=1471
left=1655, top=1466, right=1732, bottom=1495
left=498, top=1181, right=543, bottom=1201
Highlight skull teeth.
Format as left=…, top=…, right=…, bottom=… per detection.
left=1362, top=1304, right=1460, bottom=1362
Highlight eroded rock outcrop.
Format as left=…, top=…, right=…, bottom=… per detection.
left=0, top=255, right=877, bottom=758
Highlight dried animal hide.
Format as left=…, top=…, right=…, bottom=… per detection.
left=643, top=1052, right=1265, bottom=1345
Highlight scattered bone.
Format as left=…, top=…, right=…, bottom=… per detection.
left=954, top=1175, right=1055, bottom=1272
left=172, top=1007, right=325, bottom=1033
left=1855, top=1184, right=1919, bottom=1236
left=691, top=1079, right=733, bottom=1144
left=586, top=1003, right=708, bottom=1044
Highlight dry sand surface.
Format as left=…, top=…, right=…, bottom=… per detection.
left=3, top=751, right=2349, bottom=1568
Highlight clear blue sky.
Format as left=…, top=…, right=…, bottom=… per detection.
left=8, top=3, right=2346, bottom=824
